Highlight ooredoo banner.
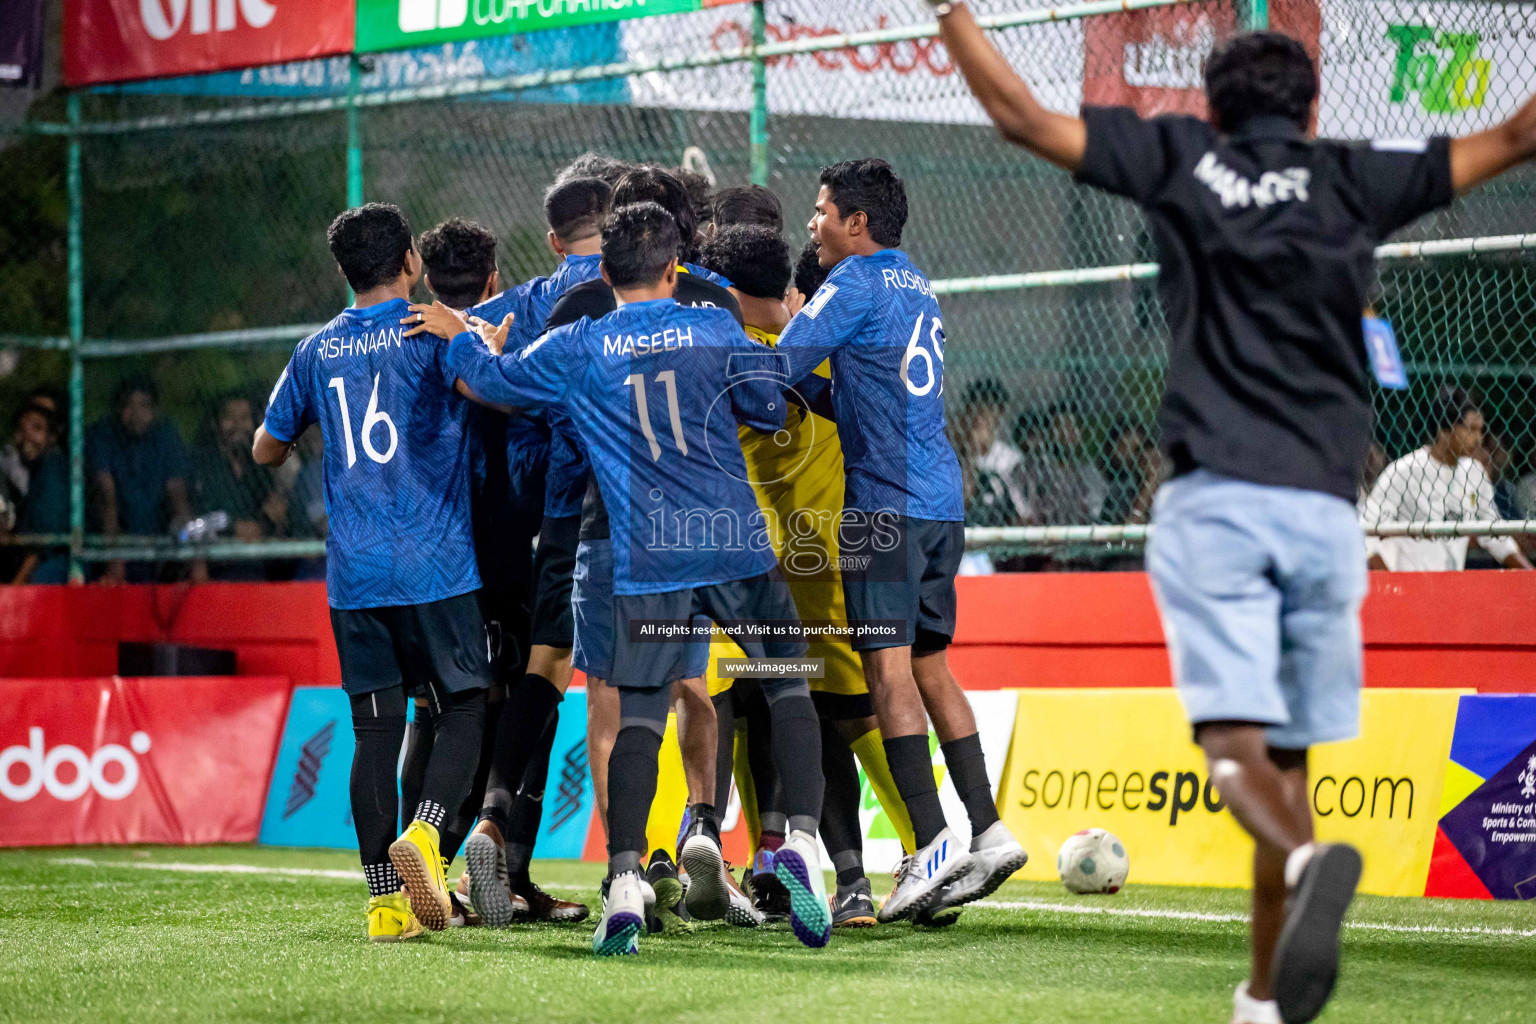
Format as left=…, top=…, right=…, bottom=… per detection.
left=0, top=676, right=292, bottom=847
left=64, top=0, right=356, bottom=86
left=996, top=689, right=1466, bottom=897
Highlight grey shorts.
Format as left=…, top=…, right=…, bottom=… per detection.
left=1147, top=471, right=1368, bottom=749
left=612, top=568, right=807, bottom=692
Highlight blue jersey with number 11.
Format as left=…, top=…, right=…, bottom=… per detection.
left=263, top=298, right=480, bottom=610
left=776, top=248, right=963, bottom=521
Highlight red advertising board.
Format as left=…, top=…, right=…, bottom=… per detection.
left=64, top=0, right=355, bottom=87
left=0, top=676, right=292, bottom=846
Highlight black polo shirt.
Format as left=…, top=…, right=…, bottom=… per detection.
left=540, top=270, right=744, bottom=540
left=1075, top=108, right=1454, bottom=500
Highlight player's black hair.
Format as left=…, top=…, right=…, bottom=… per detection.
left=113, top=376, right=157, bottom=411
left=555, top=152, right=635, bottom=187
left=327, top=203, right=414, bottom=294
left=602, top=202, right=681, bottom=290
left=671, top=166, right=715, bottom=229
left=417, top=217, right=498, bottom=311
left=1427, top=384, right=1480, bottom=438
left=699, top=225, right=791, bottom=301
left=793, top=239, right=829, bottom=298
left=712, top=185, right=783, bottom=233
left=1204, top=31, right=1317, bottom=132
left=543, top=176, right=612, bottom=245
left=613, top=166, right=701, bottom=263
left=819, top=158, right=908, bottom=248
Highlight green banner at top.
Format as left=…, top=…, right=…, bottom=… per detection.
left=357, top=0, right=747, bottom=53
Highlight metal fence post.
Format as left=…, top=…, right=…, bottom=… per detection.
left=750, top=1, right=768, bottom=186
left=1248, top=0, right=1269, bottom=30
left=347, top=55, right=365, bottom=208
left=66, top=92, right=85, bottom=584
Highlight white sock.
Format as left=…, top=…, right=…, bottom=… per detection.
left=1233, top=981, right=1281, bottom=1024
left=1284, top=842, right=1317, bottom=889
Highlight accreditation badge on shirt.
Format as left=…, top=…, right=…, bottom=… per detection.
left=1363, top=315, right=1408, bottom=390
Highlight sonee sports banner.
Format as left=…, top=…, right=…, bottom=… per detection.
left=0, top=676, right=292, bottom=847
left=356, top=0, right=751, bottom=53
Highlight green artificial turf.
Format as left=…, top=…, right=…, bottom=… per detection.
left=0, top=846, right=1530, bottom=1023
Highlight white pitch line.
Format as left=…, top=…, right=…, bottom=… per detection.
left=49, top=858, right=585, bottom=892
left=974, top=898, right=1536, bottom=939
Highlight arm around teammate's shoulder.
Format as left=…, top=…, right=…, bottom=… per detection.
left=935, top=2, right=1086, bottom=171
left=1449, top=91, right=1536, bottom=193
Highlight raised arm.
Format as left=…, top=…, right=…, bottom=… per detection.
left=934, top=2, right=1086, bottom=172
left=1450, top=92, right=1536, bottom=193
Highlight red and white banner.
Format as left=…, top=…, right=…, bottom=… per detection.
left=0, top=676, right=292, bottom=846
left=64, top=0, right=355, bottom=87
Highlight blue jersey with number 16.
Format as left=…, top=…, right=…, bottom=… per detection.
left=263, top=298, right=480, bottom=610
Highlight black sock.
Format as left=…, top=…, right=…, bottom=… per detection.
left=710, top=691, right=737, bottom=819
left=418, top=686, right=487, bottom=833
left=818, top=716, right=862, bottom=863
left=398, top=700, right=432, bottom=834
left=833, top=849, right=866, bottom=894
left=884, top=733, right=946, bottom=848
left=688, top=802, right=720, bottom=841
left=506, top=714, right=557, bottom=863
left=442, top=694, right=502, bottom=861
left=743, top=686, right=782, bottom=826
left=606, top=724, right=663, bottom=876
left=349, top=686, right=408, bottom=870
left=940, top=733, right=999, bottom=835
left=482, top=674, right=562, bottom=829
left=766, top=692, right=822, bottom=834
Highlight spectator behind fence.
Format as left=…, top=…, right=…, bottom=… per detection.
left=956, top=378, right=1030, bottom=526
left=8, top=401, right=69, bottom=583
left=86, top=377, right=195, bottom=584
left=1102, top=421, right=1165, bottom=525
left=192, top=392, right=289, bottom=580
left=1360, top=386, right=1531, bottom=571
left=1016, top=405, right=1108, bottom=525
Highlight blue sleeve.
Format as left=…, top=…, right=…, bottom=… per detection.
left=263, top=346, right=312, bottom=444
left=448, top=329, right=574, bottom=412
left=775, top=266, right=870, bottom=385
left=727, top=335, right=788, bottom=434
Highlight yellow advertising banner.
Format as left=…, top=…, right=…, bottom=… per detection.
left=997, top=689, right=1467, bottom=896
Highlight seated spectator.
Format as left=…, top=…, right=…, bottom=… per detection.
left=1361, top=386, right=1531, bottom=571
left=1016, top=404, right=1108, bottom=525
left=192, top=392, right=288, bottom=581
left=1102, top=421, right=1165, bottom=525
left=0, top=385, right=66, bottom=501
left=9, top=401, right=69, bottom=583
left=86, top=377, right=196, bottom=584
left=956, top=378, right=1030, bottom=526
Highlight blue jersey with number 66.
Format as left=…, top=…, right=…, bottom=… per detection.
left=262, top=298, right=480, bottom=610
left=775, top=249, right=963, bottom=521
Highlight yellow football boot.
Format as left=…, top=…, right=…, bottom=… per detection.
left=366, top=892, right=424, bottom=942
left=389, top=820, right=452, bottom=930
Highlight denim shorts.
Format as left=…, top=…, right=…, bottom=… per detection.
left=571, top=539, right=710, bottom=682
left=1147, top=471, right=1368, bottom=749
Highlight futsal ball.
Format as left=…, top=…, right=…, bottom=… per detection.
left=1056, top=828, right=1130, bottom=894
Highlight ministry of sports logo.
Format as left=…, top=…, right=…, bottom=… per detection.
left=282, top=720, right=336, bottom=820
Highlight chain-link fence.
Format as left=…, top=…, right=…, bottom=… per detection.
left=0, top=0, right=1531, bottom=579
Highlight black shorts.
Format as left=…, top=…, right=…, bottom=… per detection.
left=330, top=591, right=493, bottom=698
left=529, top=514, right=580, bottom=649
left=612, top=568, right=807, bottom=692
left=839, top=513, right=963, bottom=653
left=479, top=586, right=531, bottom=687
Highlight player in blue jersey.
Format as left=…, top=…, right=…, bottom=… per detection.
left=410, top=202, right=833, bottom=957
left=439, top=178, right=615, bottom=928
left=414, top=213, right=592, bottom=926
left=254, top=204, right=491, bottom=942
left=775, top=160, right=1028, bottom=923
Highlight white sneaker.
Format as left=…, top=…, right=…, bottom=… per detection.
left=1232, top=981, right=1281, bottom=1024
left=932, top=821, right=1028, bottom=912
left=773, top=830, right=832, bottom=948
left=680, top=830, right=731, bottom=921
left=725, top=869, right=764, bottom=928
left=593, top=871, right=644, bottom=957
left=877, top=827, right=971, bottom=923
